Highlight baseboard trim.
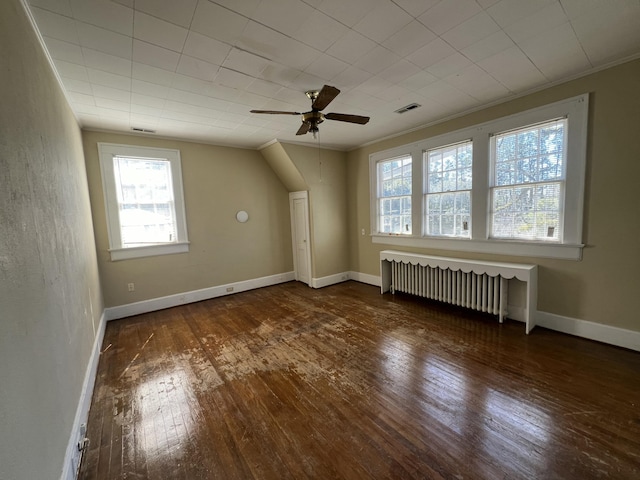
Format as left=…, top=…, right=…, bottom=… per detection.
left=311, top=271, right=384, bottom=289
left=105, top=272, right=295, bottom=321
left=536, top=311, right=640, bottom=352
left=348, top=271, right=381, bottom=287
left=311, top=272, right=350, bottom=289
left=60, top=311, right=107, bottom=480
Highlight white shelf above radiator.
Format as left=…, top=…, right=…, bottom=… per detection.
left=380, top=250, right=538, bottom=334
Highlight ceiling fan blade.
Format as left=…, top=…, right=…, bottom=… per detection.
left=325, top=113, right=370, bottom=125
left=250, top=110, right=301, bottom=115
left=296, top=122, right=310, bottom=135
left=312, top=85, right=340, bottom=111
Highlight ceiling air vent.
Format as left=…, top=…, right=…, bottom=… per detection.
left=131, top=127, right=156, bottom=134
left=394, top=103, right=421, bottom=114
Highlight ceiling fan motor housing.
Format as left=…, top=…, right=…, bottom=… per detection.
left=302, top=111, right=325, bottom=126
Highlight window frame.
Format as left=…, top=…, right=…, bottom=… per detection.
left=369, top=94, right=588, bottom=260
left=98, top=143, right=190, bottom=261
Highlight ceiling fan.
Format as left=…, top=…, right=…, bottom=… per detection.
left=250, top=85, right=370, bottom=138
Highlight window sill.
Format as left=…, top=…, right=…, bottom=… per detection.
left=109, top=242, right=190, bottom=261
left=371, top=234, right=583, bottom=260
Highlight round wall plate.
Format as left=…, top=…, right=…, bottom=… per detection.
left=236, top=210, right=249, bottom=223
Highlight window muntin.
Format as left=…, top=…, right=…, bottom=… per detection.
left=98, top=143, right=189, bottom=261
left=377, top=155, right=412, bottom=234
left=424, top=140, right=472, bottom=237
left=490, top=119, right=566, bottom=241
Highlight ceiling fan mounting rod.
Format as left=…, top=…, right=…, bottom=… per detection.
left=305, top=90, right=319, bottom=102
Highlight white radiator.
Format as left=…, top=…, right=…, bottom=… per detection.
left=389, top=261, right=506, bottom=318
left=380, top=251, right=539, bottom=333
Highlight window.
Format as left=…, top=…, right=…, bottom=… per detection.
left=491, top=119, right=566, bottom=241
left=369, top=95, right=588, bottom=260
left=98, top=143, right=189, bottom=261
left=377, top=155, right=412, bottom=234
left=425, top=140, right=472, bottom=238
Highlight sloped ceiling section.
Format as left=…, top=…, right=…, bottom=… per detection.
left=260, top=141, right=308, bottom=192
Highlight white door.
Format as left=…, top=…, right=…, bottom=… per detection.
left=290, top=191, right=311, bottom=286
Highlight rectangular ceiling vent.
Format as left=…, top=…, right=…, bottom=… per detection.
left=395, top=103, right=421, bottom=114
left=131, top=127, right=156, bottom=134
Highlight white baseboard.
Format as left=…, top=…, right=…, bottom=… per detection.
left=60, top=311, right=107, bottom=480
left=348, top=271, right=381, bottom=287
left=311, top=272, right=350, bottom=288
left=311, top=271, right=383, bottom=289
left=536, top=311, right=640, bottom=352
left=105, top=272, right=295, bottom=321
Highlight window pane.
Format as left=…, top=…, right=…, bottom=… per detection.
left=455, top=192, right=470, bottom=213
left=441, top=193, right=454, bottom=213
left=114, top=157, right=177, bottom=247
left=458, top=168, right=472, bottom=190
left=428, top=172, right=442, bottom=193
left=496, top=134, right=516, bottom=162
left=401, top=196, right=412, bottom=214
left=424, top=140, right=472, bottom=238
left=428, top=215, right=440, bottom=235
left=442, top=170, right=457, bottom=192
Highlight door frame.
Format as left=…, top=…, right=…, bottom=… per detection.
left=289, top=191, right=312, bottom=286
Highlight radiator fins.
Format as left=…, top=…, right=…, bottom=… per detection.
left=389, top=262, right=507, bottom=320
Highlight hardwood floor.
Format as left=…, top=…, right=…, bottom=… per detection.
left=79, top=281, right=640, bottom=479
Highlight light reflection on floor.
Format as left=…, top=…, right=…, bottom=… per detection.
left=133, top=365, right=196, bottom=463
left=378, top=330, right=552, bottom=469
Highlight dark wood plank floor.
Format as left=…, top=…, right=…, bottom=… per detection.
left=79, top=281, right=640, bottom=479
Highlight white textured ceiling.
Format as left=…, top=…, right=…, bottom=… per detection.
left=26, top=0, right=640, bottom=150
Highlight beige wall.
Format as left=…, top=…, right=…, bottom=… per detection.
left=280, top=143, right=350, bottom=279
left=0, top=1, right=103, bottom=478
left=348, top=58, right=640, bottom=332
left=83, top=131, right=293, bottom=307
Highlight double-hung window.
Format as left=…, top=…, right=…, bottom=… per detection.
left=425, top=140, right=472, bottom=238
left=369, top=94, right=588, bottom=260
left=490, top=119, right=566, bottom=241
left=98, top=143, right=189, bottom=261
left=377, top=155, right=412, bottom=234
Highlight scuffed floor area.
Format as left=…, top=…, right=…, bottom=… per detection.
left=79, top=281, right=640, bottom=479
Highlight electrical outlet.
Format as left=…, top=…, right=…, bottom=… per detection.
left=226, top=287, right=234, bottom=293
left=127, top=283, right=135, bottom=292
